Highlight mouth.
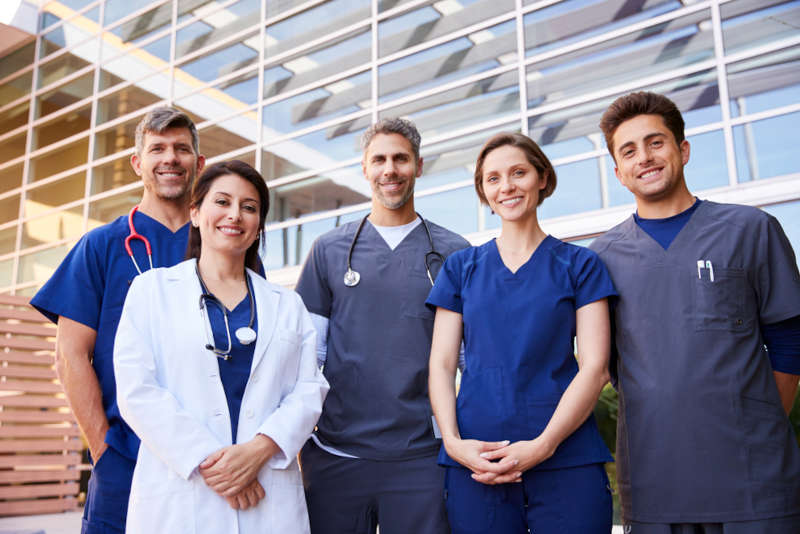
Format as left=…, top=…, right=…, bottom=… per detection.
left=155, top=168, right=186, bottom=179
left=498, top=196, right=522, bottom=207
left=217, top=226, right=244, bottom=236
left=379, top=180, right=404, bottom=193
left=637, top=167, right=662, bottom=180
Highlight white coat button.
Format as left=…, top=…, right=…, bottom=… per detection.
left=209, top=372, right=217, bottom=378
left=246, top=409, right=254, bottom=418
left=211, top=410, right=223, bottom=417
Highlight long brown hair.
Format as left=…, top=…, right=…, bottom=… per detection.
left=185, top=160, right=269, bottom=271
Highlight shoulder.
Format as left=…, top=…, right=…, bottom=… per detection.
left=551, top=238, right=599, bottom=263
left=697, top=200, right=771, bottom=228
left=75, top=215, right=129, bottom=255
left=425, top=220, right=470, bottom=252
left=589, top=216, right=635, bottom=256
left=310, top=221, right=359, bottom=255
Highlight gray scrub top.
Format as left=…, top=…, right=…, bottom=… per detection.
left=591, top=200, right=800, bottom=523
left=295, top=218, right=469, bottom=461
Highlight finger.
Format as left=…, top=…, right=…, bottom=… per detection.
left=478, top=447, right=508, bottom=460
left=470, top=471, right=500, bottom=485
left=200, top=449, right=225, bottom=470
left=236, top=493, right=249, bottom=510
left=226, top=496, right=240, bottom=510
left=254, top=482, right=266, bottom=500
left=479, top=440, right=510, bottom=452
left=488, top=471, right=524, bottom=485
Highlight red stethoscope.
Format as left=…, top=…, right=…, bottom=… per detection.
left=125, top=205, right=153, bottom=275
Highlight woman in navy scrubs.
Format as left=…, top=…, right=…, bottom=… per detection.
left=114, top=161, right=327, bottom=533
left=427, top=133, right=615, bottom=533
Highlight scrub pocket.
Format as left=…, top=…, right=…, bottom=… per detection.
left=693, top=267, right=747, bottom=331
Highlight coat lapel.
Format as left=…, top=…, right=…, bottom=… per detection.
left=249, top=271, right=279, bottom=373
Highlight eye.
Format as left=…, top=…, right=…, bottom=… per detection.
left=243, top=204, right=258, bottom=213
left=651, top=140, right=663, bottom=148
left=513, top=169, right=525, bottom=177
left=485, top=175, right=498, bottom=183
left=214, top=197, right=228, bottom=206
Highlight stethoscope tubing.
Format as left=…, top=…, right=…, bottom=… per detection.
left=125, top=205, right=154, bottom=275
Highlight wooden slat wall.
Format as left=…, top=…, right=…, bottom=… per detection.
left=0, top=294, right=81, bottom=516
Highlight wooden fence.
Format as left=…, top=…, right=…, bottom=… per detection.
left=0, top=295, right=81, bottom=516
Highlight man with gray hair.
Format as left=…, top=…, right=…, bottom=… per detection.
left=296, top=118, right=469, bottom=533
left=31, top=107, right=205, bottom=533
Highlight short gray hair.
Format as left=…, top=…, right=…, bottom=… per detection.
left=361, top=117, right=421, bottom=162
left=134, top=107, right=199, bottom=155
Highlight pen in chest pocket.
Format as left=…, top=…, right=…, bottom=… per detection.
left=696, top=260, right=715, bottom=281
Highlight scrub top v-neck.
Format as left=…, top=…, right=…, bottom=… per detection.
left=426, top=235, right=616, bottom=470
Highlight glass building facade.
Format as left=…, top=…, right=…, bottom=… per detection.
left=0, top=0, right=798, bottom=294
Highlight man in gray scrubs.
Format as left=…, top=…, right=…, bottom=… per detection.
left=295, top=117, right=468, bottom=534
left=591, top=91, right=800, bottom=533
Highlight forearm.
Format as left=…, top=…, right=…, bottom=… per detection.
left=773, top=370, right=800, bottom=414
left=428, top=308, right=463, bottom=447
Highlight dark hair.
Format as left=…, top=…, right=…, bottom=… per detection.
left=599, top=91, right=685, bottom=157
left=186, top=160, right=269, bottom=272
left=474, top=132, right=556, bottom=206
left=361, top=117, right=422, bottom=163
left=135, top=106, right=199, bottom=155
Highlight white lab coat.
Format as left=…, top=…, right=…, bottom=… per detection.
left=114, top=259, right=329, bottom=534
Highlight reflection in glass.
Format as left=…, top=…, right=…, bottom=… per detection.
left=39, top=19, right=94, bottom=59
left=197, top=112, right=258, bottom=160
left=722, top=0, right=800, bottom=56
left=25, top=172, right=86, bottom=212
left=0, top=41, right=34, bottom=80
left=0, top=132, right=27, bottom=165
left=88, top=189, right=140, bottom=228
left=1, top=194, right=21, bottom=224
left=96, top=82, right=164, bottom=125
left=262, top=124, right=367, bottom=177
left=734, top=113, right=800, bottom=182
left=32, top=104, right=92, bottom=151
left=176, top=27, right=260, bottom=84
left=104, top=0, right=161, bottom=28
left=29, top=137, right=89, bottom=182
left=175, top=0, right=260, bottom=60
left=21, top=205, right=85, bottom=249
left=175, top=69, right=260, bottom=124
left=93, top=116, right=139, bottom=160
left=416, top=187, right=479, bottom=235
left=539, top=159, right=602, bottom=219
left=101, top=35, right=172, bottom=93
left=0, top=164, right=24, bottom=195
left=0, top=258, right=12, bottom=288
left=17, top=244, right=70, bottom=284
left=684, top=130, right=728, bottom=191
left=38, top=53, right=92, bottom=88
left=92, top=154, right=138, bottom=195
left=0, top=102, right=29, bottom=137
left=0, top=226, right=18, bottom=256
left=35, top=72, right=94, bottom=121
left=0, top=72, right=33, bottom=105
left=727, top=46, right=800, bottom=118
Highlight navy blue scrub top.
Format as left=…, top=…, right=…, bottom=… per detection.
left=30, top=210, right=191, bottom=461
left=426, top=236, right=616, bottom=470
left=204, top=280, right=257, bottom=444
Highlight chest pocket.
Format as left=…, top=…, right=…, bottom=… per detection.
left=693, top=267, right=748, bottom=331
left=402, top=271, right=435, bottom=320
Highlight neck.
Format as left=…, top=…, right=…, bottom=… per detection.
left=138, top=194, right=191, bottom=232
left=197, top=248, right=247, bottom=283
left=497, top=213, right=546, bottom=252
left=368, top=200, right=417, bottom=227
left=636, top=187, right=695, bottom=219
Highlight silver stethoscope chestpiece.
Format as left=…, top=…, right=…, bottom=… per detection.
left=343, top=268, right=360, bottom=287
left=235, top=326, right=257, bottom=345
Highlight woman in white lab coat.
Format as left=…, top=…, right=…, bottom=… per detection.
left=114, top=160, right=328, bottom=534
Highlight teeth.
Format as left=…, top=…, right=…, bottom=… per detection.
left=219, top=227, right=242, bottom=235
left=640, top=169, right=659, bottom=179
left=500, top=197, right=521, bottom=206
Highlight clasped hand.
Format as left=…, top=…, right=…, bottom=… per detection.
left=445, top=437, right=555, bottom=485
left=199, top=434, right=278, bottom=510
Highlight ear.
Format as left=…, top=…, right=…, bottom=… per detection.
left=614, top=165, right=622, bottom=184
left=416, top=156, right=424, bottom=178
left=130, top=153, right=142, bottom=176
left=362, top=157, right=368, bottom=179
left=680, top=139, right=690, bottom=166
left=196, top=154, right=206, bottom=175
left=189, top=205, right=199, bottom=228
left=539, top=171, right=547, bottom=191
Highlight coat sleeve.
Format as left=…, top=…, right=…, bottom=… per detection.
left=256, top=292, right=329, bottom=469
left=114, top=274, right=223, bottom=480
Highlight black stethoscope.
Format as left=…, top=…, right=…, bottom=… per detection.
left=195, top=263, right=256, bottom=360
left=344, top=212, right=445, bottom=287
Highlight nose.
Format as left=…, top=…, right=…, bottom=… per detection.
left=383, top=158, right=397, bottom=176
left=637, top=145, right=655, bottom=166
left=226, top=203, right=242, bottom=221
left=163, top=146, right=179, bottom=164
left=499, top=175, right=514, bottom=193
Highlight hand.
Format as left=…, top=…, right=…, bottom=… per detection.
left=443, top=438, right=520, bottom=482
left=472, top=437, right=556, bottom=485
left=89, top=441, right=108, bottom=466
left=225, top=479, right=266, bottom=510
left=200, top=434, right=279, bottom=497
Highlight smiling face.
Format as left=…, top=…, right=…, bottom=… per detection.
left=362, top=132, right=422, bottom=215
left=190, top=173, right=261, bottom=259
left=481, top=144, right=546, bottom=223
left=612, top=114, right=690, bottom=207
left=131, top=127, right=205, bottom=204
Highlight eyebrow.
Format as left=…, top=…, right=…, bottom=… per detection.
left=616, top=132, right=666, bottom=153
left=213, top=191, right=259, bottom=203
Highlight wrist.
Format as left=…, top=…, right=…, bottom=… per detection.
left=251, top=434, right=278, bottom=462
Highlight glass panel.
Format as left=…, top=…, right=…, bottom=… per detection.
left=260, top=149, right=305, bottom=182
left=262, top=70, right=370, bottom=137
left=0, top=226, right=18, bottom=256
left=0, top=257, right=12, bottom=288
left=727, top=45, right=800, bottom=118
left=37, top=53, right=92, bottom=88
left=96, top=79, right=165, bottom=125
left=734, top=112, right=800, bottom=182
left=108, top=2, right=172, bottom=45
left=264, top=0, right=370, bottom=60
left=539, top=158, right=602, bottom=219
left=88, top=189, right=140, bottom=228
left=0, top=195, right=21, bottom=224
left=104, top=0, right=162, bottom=27
left=34, top=72, right=94, bottom=120
left=605, top=154, right=634, bottom=207
left=93, top=115, right=140, bottom=160
left=175, top=0, right=260, bottom=60
left=39, top=18, right=95, bottom=60
left=32, top=103, right=92, bottom=151
left=722, top=0, right=800, bottom=56
left=25, top=172, right=86, bottom=212
left=175, top=26, right=260, bottom=84
left=0, top=132, right=27, bottom=165
left=0, top=41, right=35, bottom=80
left=29, top=137, right=89, bottom=182
left=268, top=165, right=369, bottom=224
left=379, top=0, right=515, bottom=58
left=262, top=122, right=367, bottom=177
left=684, top=129, right=729, bottom=191
left=526, top=6, right=714, bottom=107
left=0, top=101, right=30, bottom=137
left=416, top=187, right=479, bottom=235
left=0, top=164, right=24, bottom=195
left=21, top=205, right=85, bottom=249
left=0, top=71, right=33, bottom=105
left=17, top=244, right=71, bottom=285
left=378, top=18, right=516, bottom=103
left=381, top=70, right=520, bottom=142
left=262, top=30, right=370, bottom=107
left=100, top=36, right=172, bottom=90
left=197, top=112, right=257, bottom=160
left=175, top=69, right=259, bottom=125
left=91, top=154, right=138, bottom=194
left=762, top=201, right=800, bottom=266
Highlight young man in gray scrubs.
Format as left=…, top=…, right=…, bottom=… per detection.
left=295, top=117, right=469, bottom=534
left=590, top=92, right=800, bottom=533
